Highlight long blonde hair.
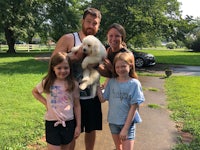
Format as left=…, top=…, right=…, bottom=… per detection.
left=113, top=52, right=138, bottom=79
left=43, top=52, right=75, bottom=93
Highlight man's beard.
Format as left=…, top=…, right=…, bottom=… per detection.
left=82, top=26, right=95, bottom=36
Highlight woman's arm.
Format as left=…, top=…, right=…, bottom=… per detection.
left=97, top=58, right=113, bottom=78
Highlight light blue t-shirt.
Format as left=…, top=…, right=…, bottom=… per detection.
left=103, top=78, right=145, bottom=125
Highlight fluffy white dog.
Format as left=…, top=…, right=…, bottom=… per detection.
left=71, top=35, right=107, bottom=95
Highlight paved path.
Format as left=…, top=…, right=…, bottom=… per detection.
left=134, top=77, right=178, bottom=150
left=171, top=65, right=200, bottom=76
left=34, top=55, right=198, bottom=149
left=74, top=65, right=200, bottom=149
left=138, top=64, right=200, bottom=76
left=75, top=76, right=179, bottom=150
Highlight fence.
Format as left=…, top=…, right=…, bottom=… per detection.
left=0, top=44, right=56, bottom=52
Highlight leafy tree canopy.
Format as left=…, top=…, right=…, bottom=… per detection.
left=88, top=0, right=196, bottom=47
left=0, top=0, right=83, bottom=53
left=0, top=0, right=198, bottom=53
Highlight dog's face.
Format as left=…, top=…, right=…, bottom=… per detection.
left=82, top=35, right=99, bottom=55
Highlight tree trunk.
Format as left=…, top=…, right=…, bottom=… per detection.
left=4, top=27, right=16, bottom=53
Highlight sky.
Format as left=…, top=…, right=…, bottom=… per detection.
left=177, top=0, right=200, bottom=18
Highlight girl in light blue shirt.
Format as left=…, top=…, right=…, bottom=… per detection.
left=97, top=52, right=145, bottom=150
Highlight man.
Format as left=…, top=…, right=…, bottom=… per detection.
left=52, top=8, right=102, bottom=150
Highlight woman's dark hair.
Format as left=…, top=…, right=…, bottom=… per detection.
left=107, top=23, right=127, bottom=47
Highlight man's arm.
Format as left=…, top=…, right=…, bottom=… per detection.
left=52, top=33, right=85, bottom=61
left=51, top=34, right=74, bottom=57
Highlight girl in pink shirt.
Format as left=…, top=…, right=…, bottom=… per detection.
left=32, top=52, right=81, bottom=150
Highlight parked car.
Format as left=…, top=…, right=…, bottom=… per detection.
left=132, top=50, right=156, bottom=68
left=105, top=44, right=155, bottom=68
left=15, top=40, right=26, bottom=44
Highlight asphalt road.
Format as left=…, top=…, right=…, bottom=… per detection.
left=138, top=64, right=200, bottom=76
left=171, top=65, right=200, bottom=76
left=74, top=64, right=200, bottom=150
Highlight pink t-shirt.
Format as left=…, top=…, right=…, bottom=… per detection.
left=36, top=80, right=79, bottom=126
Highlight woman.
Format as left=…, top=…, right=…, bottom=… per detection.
left=99, top=23, right=133, bottom=81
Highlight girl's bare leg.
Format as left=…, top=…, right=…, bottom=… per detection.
left=122, top=139, right=134, bottom=150
left=61, top=144, right=71, bottom=150
left=47, top=143, right=61, bottom=150
left=112, top=134, right=122, bottom=150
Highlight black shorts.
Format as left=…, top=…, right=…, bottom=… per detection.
left=45, top=120, right=75, bottom=146
left=80, top=96, right=102, bottom=133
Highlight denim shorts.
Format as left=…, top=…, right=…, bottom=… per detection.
left=109, top=122, right=136, bottom=140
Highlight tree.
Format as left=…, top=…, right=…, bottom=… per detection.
left=45, top=0, right=83, bottom=41
left=88, top=0, right=194, bottom=47
left=185, top=17, right=200, bottom=51
left=0, top=0, right=44, bottom=53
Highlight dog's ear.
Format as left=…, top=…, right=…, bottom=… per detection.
left=92, top=40, right=99, bottom=55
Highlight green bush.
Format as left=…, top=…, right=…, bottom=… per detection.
left=185, top=32, right=200, bottom=52
left=191, top=35, right=200, bottom=52
left=166, top=42, right=177, bottom=49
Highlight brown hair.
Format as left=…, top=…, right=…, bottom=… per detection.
left=113, top=52, right=138, bottom=79
left=43, top=52, right=75, bottom=93
left=83, top=8, right=102, bottom=21
left=107, top=23, right=127, bottom=47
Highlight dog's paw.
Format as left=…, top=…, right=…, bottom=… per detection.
left=82, top=77, right=90, bottom=82
left=79, top=83, right=88, bottom=90
left=71, top=46, right=80, bottom=52
left=81, top=61, right=87, bottom=69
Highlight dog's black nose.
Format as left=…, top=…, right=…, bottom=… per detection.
left=83, top=48, right=86, bottom=52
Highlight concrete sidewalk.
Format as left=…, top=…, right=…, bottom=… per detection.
left=75, top=76, right=179, bottom=150
left=138, top=64, right=200, bottom=76
left=171, top=65, right=200, bottom=76
left=34, top=55, right=198, bottom=149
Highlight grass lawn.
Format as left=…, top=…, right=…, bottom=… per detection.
left=0, top=49, right=200, bottom=149
left=0, top=52, right=49, bottom=149
left=165, top=76, right=200, bottom=149
left=138, top=48, right=200, bottom=66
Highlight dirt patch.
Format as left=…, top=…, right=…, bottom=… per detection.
left=27, top=136, right=47, bottom=150
left=176, top=122, right=193, bottom=144
left=34, top=53, right=51, bottom=62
